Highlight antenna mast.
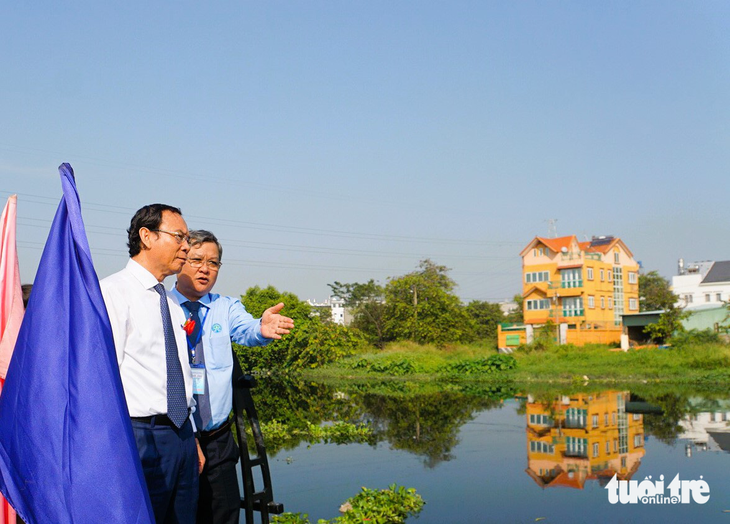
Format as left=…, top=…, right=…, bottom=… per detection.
left=546, top=218, right=558, bottom=238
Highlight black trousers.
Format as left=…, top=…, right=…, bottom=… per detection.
left=197, top=427, right=241, bottom=524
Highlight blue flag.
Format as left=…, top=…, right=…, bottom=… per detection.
left=0, top=164, right=155, bottom=523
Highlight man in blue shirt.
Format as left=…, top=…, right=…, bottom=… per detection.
left=170, top=230, right=294, bottom=524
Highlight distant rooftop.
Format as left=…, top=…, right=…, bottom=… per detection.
left=702, top=261, right=730, bottom=284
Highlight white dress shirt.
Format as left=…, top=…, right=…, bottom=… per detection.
left=100, top=259, right=194, bottom=418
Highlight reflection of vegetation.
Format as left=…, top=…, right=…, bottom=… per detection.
left=361, top=390, right=491, bottom=468
left=639, top=393, right=687, bottom=445
left=272, top=484, right=424, bottom=524
left=249, top=376, right=511, bottom=464
left=249, top=374, right=729, bottom=469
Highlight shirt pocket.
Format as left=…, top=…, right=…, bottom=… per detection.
left=206, top=336, right=234, bottom=370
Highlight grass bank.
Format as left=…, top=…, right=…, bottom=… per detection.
left=305, top=340, right=730, bottom=389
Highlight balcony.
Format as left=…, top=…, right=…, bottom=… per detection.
left=562, top=309, right=584, bottom=318
left=561, top=280, right=583, bottom=289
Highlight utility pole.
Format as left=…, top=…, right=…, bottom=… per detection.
left=412, top=284, right=418, bottom=339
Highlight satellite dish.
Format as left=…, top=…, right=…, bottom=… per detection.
left=561, top=247, right=568, bottom=253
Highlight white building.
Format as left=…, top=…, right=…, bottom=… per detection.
left=306, top=296, right=349, bottom=325
left=673, top=259, right=730, bottom=309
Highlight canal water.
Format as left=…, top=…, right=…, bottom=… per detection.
left=243, top=382, right=730, bottom=523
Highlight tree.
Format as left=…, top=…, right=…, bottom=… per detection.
left=328, top=279, right=387, bottom=348
left=238, top=285, right=363, bottom=371
left=638, top=271, right=676, bottom=311
left=465, top=301, right=504, bottom=342
left=383, top=259, right=476, bottom=345
left=504, top=294, right=524, bottom=323
left=638, top=270, right=687, bottom=342
left=643, top=306, right=689, bottom=343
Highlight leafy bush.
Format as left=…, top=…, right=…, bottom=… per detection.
left=670, top=329, right=723, bottom=346
left=272, top=484, right=424, bottom=524
left=439, top=354, right=516, bottom=375
left=348, top=357, right=419, bottom=375
left=237, top=285, right=366, bottom=372
left=258, top=420, right=373, bottom=449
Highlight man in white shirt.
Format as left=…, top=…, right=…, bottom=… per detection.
left=101, top=204, right=204, bottom=524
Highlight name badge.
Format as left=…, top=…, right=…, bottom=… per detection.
left=191, top=364, right=206, bottom=395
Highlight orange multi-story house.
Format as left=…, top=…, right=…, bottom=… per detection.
left=499, top=235, right=640, bottom=347
left=524, top=390, right=645, bottom=489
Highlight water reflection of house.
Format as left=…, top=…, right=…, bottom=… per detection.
left=679, top=411, right=730, bottom=455
left=524, top=391, right=645, bottom=489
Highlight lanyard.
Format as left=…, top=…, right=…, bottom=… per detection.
left=184, top=295, right=210, bottom=363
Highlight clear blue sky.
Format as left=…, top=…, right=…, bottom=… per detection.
left=2, top=2, right=729, bottom=303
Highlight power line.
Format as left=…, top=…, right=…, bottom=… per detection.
left=3, top=189, right=520, bottom=247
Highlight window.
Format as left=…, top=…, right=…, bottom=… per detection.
left=628, top=272, right=637, bottom=284
left=612, top=412, right=616, bottom=425
left=587, top=267, right=594, bottom=280
left=629, top=298, right=638, bottom=310
left=566, top=436, right=588, bottom=456
left=601, top=296, right=605, bottom=309
left=563, top=297, right=583, bottom=317
left=609, top=298, right=613, bottom=309
left=600, top=269, right=605, bottom=281
left=685, top=294, right=693, bottom=304
left=614, top=252, right=620, bottom=264
left=592, top=414, right=598, bottom=428
left=717, top=293, right=723, bottom=302
left=604, top=413, right=609, bottom=425
left=526, top=299, right=551, bottom=311
left=633, top=434, right=643, bottom=448
left=606, top=441, right=610, bottom=454
left=530, top=441, right=554, bottom=454
left=529, top=414, right=552, bottom=426
left=705, top=294, right=711, bottom=303
left=588, top=296, right=595, bottom=308
left=525, top=271, right=550, bottom=284
left=608, top=271, right=612, bottom=281
left=561, top=268, right=582, bottom=288
left=632, top=414, right=642, bottom=421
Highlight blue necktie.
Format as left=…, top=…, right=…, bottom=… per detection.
left=184, top=301, right=212, bottom=430
left=154, top=284, right=188, bottom=428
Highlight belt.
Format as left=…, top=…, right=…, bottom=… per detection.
left=199, top=418, right=232, bottom=441
left=131, top=414, right=188, bottom=427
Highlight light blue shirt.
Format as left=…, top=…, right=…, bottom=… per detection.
left=170, top=287, right=271, bottom=431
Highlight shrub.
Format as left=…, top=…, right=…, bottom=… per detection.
left=272, top=485, right=424, bottom=524
left=440, top=354, right=516, bottom=375
left=670, top=329, right=723, bottom=346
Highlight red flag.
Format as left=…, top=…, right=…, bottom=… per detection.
left=0, top=195, right=20, bottom=524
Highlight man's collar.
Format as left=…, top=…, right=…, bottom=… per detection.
left=171, top=284, right=211, bottom=308
left=126, top=259, right=160, bottom=290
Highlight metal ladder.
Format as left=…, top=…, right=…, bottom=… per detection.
left=231, top=353, right=284, bottom=524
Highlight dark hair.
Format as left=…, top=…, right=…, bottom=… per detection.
left=22, top=284, right=32, bottom=309
left=188, top=230, right=223, bottom=260
left=127, top=204, right=183, bottom=257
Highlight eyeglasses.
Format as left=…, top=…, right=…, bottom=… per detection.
left=150, top=229, right=191, bottom=245
left=187, top=258, right=222, bottom=271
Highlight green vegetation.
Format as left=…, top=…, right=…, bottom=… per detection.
left=305, top=333, right=730, bottom=388
left=232, top=263, right=730, bottom=388
left=237, top=285, right=366, bottom=372
left=272, top=485, right=424, bottom=524
left=331, top=260, right=506, bottom=348
left=254, top=420, right=373, bottom=451
left=638, top=270, right=675, bottom=312
left=638, top=269, right=690, bottom=342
